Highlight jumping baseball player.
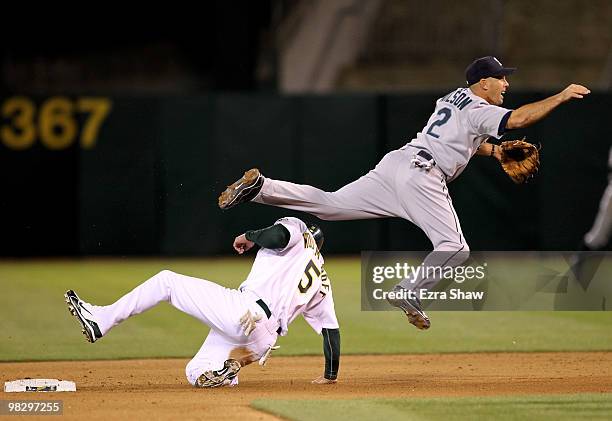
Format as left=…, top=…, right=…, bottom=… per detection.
left=217, top=56, right=591, bottom=330
left=65, top=217, right=340, bottom=388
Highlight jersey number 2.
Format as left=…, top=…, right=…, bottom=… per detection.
left=426, top=107, right=452, bottom=138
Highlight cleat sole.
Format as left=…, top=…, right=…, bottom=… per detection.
left=218, top=169, right=261, bottom=209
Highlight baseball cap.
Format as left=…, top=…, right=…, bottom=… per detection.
left=465, top=56, right=516, bottom=85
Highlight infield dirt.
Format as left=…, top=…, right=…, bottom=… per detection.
left=1, top=352, right=611, bottom=420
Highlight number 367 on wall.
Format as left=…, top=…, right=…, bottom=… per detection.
left=1, top=96, right=112, bottom=150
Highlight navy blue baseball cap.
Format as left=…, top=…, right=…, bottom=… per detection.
left=465, top=56, right=516, bottom=85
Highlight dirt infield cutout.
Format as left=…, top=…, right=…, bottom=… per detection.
left=1, top=352, right=611, bottom=420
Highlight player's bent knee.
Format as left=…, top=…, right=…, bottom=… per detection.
left=185, top=358, right=222, bottom=386
left=148, top=270, right=177, bottom=288
left=186, top=359, right=241, bottom=388
left=185, top=361, right=208, bottom=386
left=157, top=269, right=176, bottom=278
left=435, top=242, right=470, bottom=264
left=186, top=372, right=198, bottom=386
left=435, top=242, right=469, bottom=253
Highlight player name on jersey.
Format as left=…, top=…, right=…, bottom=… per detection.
left=440, top=89, right=474, bottom=110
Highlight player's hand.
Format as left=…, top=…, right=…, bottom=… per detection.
left=233, top=234, right=255, bottom=254
left=492, top=144, right=503, bottom=161
left=258, top=344, right=280, bottom=366
left=311, top=376, right=337, bottom=385
left=239, top=310, right=263, bottom=336
left=559, top=84, right=590, bottom=102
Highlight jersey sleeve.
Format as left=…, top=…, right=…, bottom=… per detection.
left=274, top=217, right=307, bottom=252
left=302, top=287, right=339, bottom=334
left=467, top=102, right=512, bottom=138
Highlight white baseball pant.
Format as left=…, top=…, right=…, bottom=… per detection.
left=91, top=270, right=279, bottom=385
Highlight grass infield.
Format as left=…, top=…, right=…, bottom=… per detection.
left=1, top=257, right=611, bottom=361
left=252, top=394, right=612, bottom=421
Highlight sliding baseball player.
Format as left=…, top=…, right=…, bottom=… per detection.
left=65, top=217, right=340, bottom=387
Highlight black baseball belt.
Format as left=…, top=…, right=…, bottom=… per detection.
left=256, top=299, right=282, bottom=335
left=417, top=149, right=435, bottom=164
left=414, top=149, right=449, bottom=180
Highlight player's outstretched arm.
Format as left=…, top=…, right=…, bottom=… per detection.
left=506, top=84, right=591, bottom=129
left=233, top=224, right=291, bottom=254
left=312, top=328, right=340, bottom=384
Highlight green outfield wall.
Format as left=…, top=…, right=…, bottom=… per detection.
left=0, top=93, right=610, bottom=255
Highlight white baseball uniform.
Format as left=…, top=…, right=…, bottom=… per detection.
left=80, top=217, right=338, bottom=385
left=253, top=87, right=512, bottom=291
left=584, top=146, right=612, bottom=249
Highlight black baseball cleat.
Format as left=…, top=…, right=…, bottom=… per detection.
left=195, top=359, right=241, bottom=388
left=386, top=285, right=431, bottom=330
left=64, top=290, right=103, bottom=343
left=218, top=168, right=264, bottom=210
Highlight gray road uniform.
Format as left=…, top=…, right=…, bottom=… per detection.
left=254, top=87, right=512, bottom=291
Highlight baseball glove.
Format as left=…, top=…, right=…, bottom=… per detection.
left=498, top=139, right=541, bottom=184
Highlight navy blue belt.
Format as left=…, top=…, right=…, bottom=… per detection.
left=416, top=149, right=450, bottom=180
left=256, top=299, right=282, bottom=335
left=417, top=150, right=435, bottom=163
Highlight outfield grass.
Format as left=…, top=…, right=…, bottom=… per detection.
left=1, top=257, right=611, bottom=361
left=251, top=394, right=612, bottom=421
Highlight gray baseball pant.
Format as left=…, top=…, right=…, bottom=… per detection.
left=253, top=146, right=469, bottom=292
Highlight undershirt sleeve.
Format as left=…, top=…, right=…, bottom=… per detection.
left=245, top=224, right=290, bottom=249
left=321, top=328, right=340, bottom=380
